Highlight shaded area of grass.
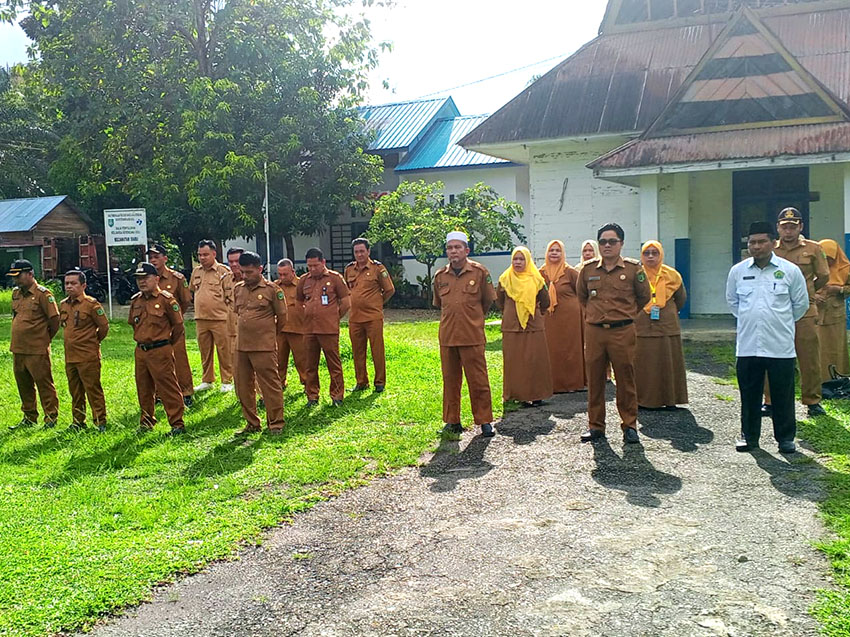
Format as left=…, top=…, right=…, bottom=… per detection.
left=0, top=318, right=505, bottom=636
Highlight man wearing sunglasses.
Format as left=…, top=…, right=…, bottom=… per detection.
left=576, top=223, right=652, bottom=444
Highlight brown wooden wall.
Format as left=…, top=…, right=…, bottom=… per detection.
left=33, top=204, right=91, bottom=238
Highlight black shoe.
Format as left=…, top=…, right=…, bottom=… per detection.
left=235, top=425, right=262, bottom=437
left=441, top=423, right=463, bottom=440
left=166, top=426, right=186, bottom=436
left=807, top=403, right=826, bottom=417
left=760, top=404, right=772, bottom=418
left=257, top=398, right=265, bottom=411
left=43, top=419, right=57, bottom=429
left=374, top=385, right=385, bottom=393
left=332, top=399, right=343, bottom=408
left=778, top=440, right=797, bottom=454
left=97, top=423, right=107, bottom=433
left=580, top=429, right=605, bottom=443
left=183, top=395, right=194, bottom=408
left=480, top=423, right=495, bottom=437
left=735, top=434, right=758, bottom=452
left=623, top=427, right=640, bottom=444
left=69, top=422, right=87, bottom=432
left=155, top=396, right=163, bottom=405
left=351, top=384, right=369, bottom=392
left=9, top=418, right=36, bottom=431
left=306, top=400, right=319, bottom=407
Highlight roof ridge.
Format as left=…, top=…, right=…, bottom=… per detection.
left=359, top=96, right=451, bottom=110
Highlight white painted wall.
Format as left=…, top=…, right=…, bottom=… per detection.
left=810, top=163, right=845, bottom=243
left=689, top=170, right=733, bottom=315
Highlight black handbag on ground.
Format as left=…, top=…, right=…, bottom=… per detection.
left=822, top=365, right=850, bottom=400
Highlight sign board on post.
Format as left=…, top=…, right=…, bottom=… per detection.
left=103, top=208, right=147, bottom=319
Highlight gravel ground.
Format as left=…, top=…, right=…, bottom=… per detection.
left=86, top=364, right=834, bottom=637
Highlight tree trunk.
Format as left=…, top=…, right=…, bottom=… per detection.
left=424, top=261, right=434, bottom=303
left=179, top=242, right=195, bottom=278
left=284, top=233, right=296, bottom=262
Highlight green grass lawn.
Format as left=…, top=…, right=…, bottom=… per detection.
left=696, top=341, right=850, bottom=635
left=0, top=318, right=505, bottom=636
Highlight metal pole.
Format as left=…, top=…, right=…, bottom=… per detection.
left=264, top=161, right=271, bottom=278
left=106, top=243, right=113, bottom=319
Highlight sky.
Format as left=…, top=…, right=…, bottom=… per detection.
left=0, top=0, right=609, bottom=116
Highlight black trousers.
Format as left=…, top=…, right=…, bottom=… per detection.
left=736, top=356, right=796, bottom=444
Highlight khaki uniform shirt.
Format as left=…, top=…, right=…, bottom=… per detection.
left=432, top=260, right=497, bottom=347
left=158, top=267, right=192, bottom=312
left=190, top=262, right=233, bottom=321
left=60, top=294, right=109, bottom=362
left=496, top=286, right=550, bottom=332
left=128, top=290, right=185, bottom=344
left=11, top=281, right=60, bottom=354
left=344, top=259, right=395, bottom=323
left=774, top=237, right=830, bottom=320
left=233, top=278, right=287, bottom=352
left=576, top=257, right=652, bottom=324
left=296, top=268, right=350, bottom=335
left=278, top=277, right=306, bottom=334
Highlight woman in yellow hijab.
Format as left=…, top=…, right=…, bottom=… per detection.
left=634, top=240, right=689, bottom=410
left=816, top=239, right=850, bottom=378
left=539, top=240, right=586, bottom=392
left=496, top=247, right=553, bottom=406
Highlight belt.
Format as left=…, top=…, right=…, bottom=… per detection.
left=592, top=319, right=633, bottom=329
left=137, top=340, right=171, bottom=351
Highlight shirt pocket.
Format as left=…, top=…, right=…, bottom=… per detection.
left=60, top=308, right=70, bottom=327
left=771, top=281, right=791, bottom=308
left=462, top=282, right=481, bottom=303
left=736, top=284, right=755, bottom=310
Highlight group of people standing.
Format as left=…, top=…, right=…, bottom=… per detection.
left=7, top=237, right=395, bottom=437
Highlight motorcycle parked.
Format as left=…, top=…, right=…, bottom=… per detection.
left=111, top=260, right=139, bottom=306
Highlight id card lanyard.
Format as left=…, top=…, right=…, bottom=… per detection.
left=649, top=274, right=662, bottom=320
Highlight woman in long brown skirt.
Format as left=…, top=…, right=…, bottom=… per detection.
left=496, top=246, right=553, bottom=406
left=540, top=240, right=586, bottom=392
left=635, top=240, right=689, bottom=410
left=816, top=239, right=850, bottom=380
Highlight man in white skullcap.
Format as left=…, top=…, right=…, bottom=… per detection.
left=432, top=230, right=497, bottom=437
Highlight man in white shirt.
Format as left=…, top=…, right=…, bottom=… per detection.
left=726, top=221, right=809, bottom=454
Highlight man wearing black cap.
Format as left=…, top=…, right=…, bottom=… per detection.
left=764, top=207, right=831, bottom=418
left=726, top=222, right=809, bottom=453
left=128, top=262, right=186, bottom=435
left=147, top=243, right=194, bottom=406
left=7, top=259, right=60, bottom=429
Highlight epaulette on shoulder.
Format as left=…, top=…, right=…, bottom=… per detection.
left=171, top=269, right=186, bottom=280
left=160, top=290, right=175, bottom=299
left=372, top=260, right=383, bottom=266
left=624, top=257, right=641, bottom=266
left=345, top=261, right=356, bottom=268
left=37, top=285, right=49, bottom=293
left=131, top=291, right=143, bottom=300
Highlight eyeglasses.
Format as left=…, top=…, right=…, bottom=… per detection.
left=598, top=238, right=621, bottom=246
left=643, top=250, right=660, bottom=257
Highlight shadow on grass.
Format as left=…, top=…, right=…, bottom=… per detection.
left=419, top=434, right=494, bottom=493
left=638, top=408, right=714, bottom=452
left=591, top=438, right=682, bottom=508
left=748, top=448, right=825, bottom=502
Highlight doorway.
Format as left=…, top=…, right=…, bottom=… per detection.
left=732, top=167, right=810, bottom=263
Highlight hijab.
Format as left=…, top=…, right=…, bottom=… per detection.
left=820, top=239, right=850, bottom=286
left=640, top=240, right=683, bottom=314
left=581, top=239, right=600, bottom=262
left=498, top=246, right=546, bottom=329
left=539, top=240, right=567, bottom=313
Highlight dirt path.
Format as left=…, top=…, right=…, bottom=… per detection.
left=88, top=366, right=833, bottom=636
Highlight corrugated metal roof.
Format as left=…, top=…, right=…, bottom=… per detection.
left=461, top=4, right=850, bottom=147
left=359, top=97, right=460, bottom=152
left=588, top=121, right=850, bottom=170
left=0, top=196, right=69, bottom=232
left=395, top=116, right=512, bottom=172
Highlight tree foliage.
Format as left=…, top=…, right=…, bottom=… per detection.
left=367, top=180, right=526, bottom=295
left=2, top=0, right=384, bottom=263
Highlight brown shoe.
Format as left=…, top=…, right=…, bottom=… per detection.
left=265, top=428, right=284, bottom=436
left=235, top=425, right=262, bottom=436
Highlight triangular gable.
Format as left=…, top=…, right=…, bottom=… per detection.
left=645, top=7, right=850, bottom=137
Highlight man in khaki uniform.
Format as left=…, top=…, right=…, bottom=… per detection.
left=277, top=258, right=307, bottom=388
left=576, top=223, right=652, bottom=444
left=190, top=239, right=234, bottom=392
left=763, top=207, right=830, bottom=418
left=345, top=238, right=395, bottom=392
left=147, top=243, right=194, bottom=406
left=129, top=263, right=186, bottom=434
left=433, top=231, right=497, bottom=438
left=226, top=246, right=245, bottom=365
left=60, top=270, right=109, bottom=431
left=296, top=247, right=350, bottom=406
left=233, top=251, right=288, bottom=435
left=8, top=259, right=60, bottom=430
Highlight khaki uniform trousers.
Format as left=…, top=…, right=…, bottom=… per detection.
left=585, top=323, right=638, bottom=431
left=134, top=344, right=185, bottom=430
left=349, top=320, right=386, bottom=388
left=440, top=344, right=493, bottom=426
left=765, top=314, right=822, bottom=406
left=196, top=319, right=233, bottom=384
left=172, top=332, right=194, bottom=396
left=13, top=353, right=58, bottom=423
left=304, top=333, right=345, bottom=401
left=66, top=360, right=106, bottom=425
left=235, top=350, right=284, bottom=431
left=278, top=332, right=307, bottom=388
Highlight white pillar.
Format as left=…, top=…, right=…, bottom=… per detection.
left=844, top=163, right=850, bottom=238
left=639, top=174, right=660, bottom=243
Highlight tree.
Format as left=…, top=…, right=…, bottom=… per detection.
left=5, top=0, right=384, bottom=265
left=367, top=180, right=526, bottom=296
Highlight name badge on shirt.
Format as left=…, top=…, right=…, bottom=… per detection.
left=321, top=286, right=329, bottom=306
left=743, top=276, right=755, bottom=280
left=650, top=305, right=660, bottom=321
left=588, top=276, right=601, bottom=281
